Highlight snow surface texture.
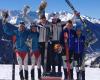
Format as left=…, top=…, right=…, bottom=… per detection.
left=0, top=65, right=100, bottom=80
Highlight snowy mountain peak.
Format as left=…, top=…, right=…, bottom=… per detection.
left=0, top=10, right=100, bottom=24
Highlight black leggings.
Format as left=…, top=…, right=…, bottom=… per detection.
left=74, top=53, right=84, bottom=67
left=39, top=42, right=45, bottom=66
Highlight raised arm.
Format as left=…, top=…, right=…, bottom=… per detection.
left=2, top=11, right=18, bottom=36
left=3, top=23, right=17, bottom=36
left=38, top=0, right=47, bottom=17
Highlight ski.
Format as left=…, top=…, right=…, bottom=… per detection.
left=12, top=57, right=15, bottom=80
left=64, top=32, right=70, bottom=80
left=12, top=36, right=16, bottom=80
left=65, top=0, right=86, bottom=27
left=80, top=54, right=86, bottom=80
left=65, top=0, right=96, bottom=36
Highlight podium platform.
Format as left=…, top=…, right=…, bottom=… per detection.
left=41, top=76, right=62, bottom=80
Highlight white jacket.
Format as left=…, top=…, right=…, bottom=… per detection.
left=38, top=21, right=51, bottom=42
left=51, top=23, right=62, bottom=41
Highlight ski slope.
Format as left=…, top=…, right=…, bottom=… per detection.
left=0, top=65, right=100, bottom=80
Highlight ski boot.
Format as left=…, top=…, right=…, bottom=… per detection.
left=70, top=69, right=73, bottom=80
left=19, top=70, right=24, bottom=80
left=24, top=70, right=28, bottom=80
left=38, top=69, right=41, bottom=80
left=77, top=71, right=80, bottom=80
left=82, top=71, right=85, bottom=80
left=64, top=69, right=67, bottom=80
left=31, top=69, right=35, bottom=80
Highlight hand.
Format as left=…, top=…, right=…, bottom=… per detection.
left=23, top=5, right=30, bottom=16
left=64, top=32, right=68, bottom=39
left=74, top=11, right=80, bottom=17
left=2, top=11, right=9, bottom=19
left=2, top=11, right=9, bottom=23
left=39, top=0, right=47, bottom=11
left=64, top=32, right=68, bottom=43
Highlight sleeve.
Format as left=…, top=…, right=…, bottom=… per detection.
left=83, top=36, right=86, bottom=47
left=74, top=30, right=76, bottom=36
left=27, top=30, right=31, bottom=39
left=69, top=14, right=77, bottom=23
left=60, top=31, right=64, bottom=46
left=84, top=35, right=89, bottom=48
left=46, top=27, right=51, bottom=40
left=3, top=23, right=17, bottom=36
left=36, top=32, right=39, bottom=38
left=23, top=13, right=34, bottom=26
left=47, top=23, right=52, bottom=40
left=49, top=24, right=53, bottom=39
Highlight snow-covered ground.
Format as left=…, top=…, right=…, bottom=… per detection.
left=0, top=65, right=100, bottom=80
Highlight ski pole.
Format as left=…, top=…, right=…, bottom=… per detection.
left=65, top=0, right=86, bottom=27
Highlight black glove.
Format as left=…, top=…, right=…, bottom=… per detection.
left=2, top=11, right=9, bottom=19
left=2, top=11, right=9, bottom=23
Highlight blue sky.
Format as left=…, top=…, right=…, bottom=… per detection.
left=0, top=0, right=100, bottom=19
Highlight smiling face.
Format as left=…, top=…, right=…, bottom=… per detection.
left=52, top=18, right=57, bottom=24
left=40, top=17, right=46, bottom=24
left=40, top=15, right=46, bottom=24
left=31, top=26, right=37, bottom=32
left=19, top=24, right=25, bottom=31
left=66, top=22, right=73, bottom=30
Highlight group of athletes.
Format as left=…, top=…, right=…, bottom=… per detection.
left=2, top=10, right=86, bottom=80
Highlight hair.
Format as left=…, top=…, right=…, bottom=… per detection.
left=19, top=21, right=25, bottom=25
left=40, top=15, right=46, bottom=19
left=67, top=20, right=72, bottom=24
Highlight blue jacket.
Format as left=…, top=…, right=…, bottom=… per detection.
left=29, top=31, right=39, bottom=52
left=74, top=35, right=85, bottom=54
left=60, top=28, right=76, bottom=50
left=3, top=24, right=29, bottom=52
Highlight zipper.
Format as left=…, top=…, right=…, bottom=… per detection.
left=43, top=27, right=45, bottom=42
left=68, top=30, right=70, bottom=48
left=78, top=37, right=80, bottom=53
left=57, top=24, right=58, bottom=40
left=19, top=32, right=21, bottom=49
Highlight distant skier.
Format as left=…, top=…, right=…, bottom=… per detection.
left=3, top=19, right=29, bottom=80
left=74, top=26, right=86, bottom=80
left=28, top=23, right=41, bottom=80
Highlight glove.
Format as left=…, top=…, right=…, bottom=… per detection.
left=74, top=11, right=80, bottom=17
left=2, top=11, right=9, bottom=23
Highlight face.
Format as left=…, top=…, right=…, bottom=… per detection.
left=19, top=24, right=25, bottom=31
left=31, top=27, right=37, bottom=32
left=66, top=22, right=73, bottom=30
left=52, top=18, right=57, bottom=24
left=76, top=29, right=81, bottom=36
left=40, top=18, right=46, bottom=24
